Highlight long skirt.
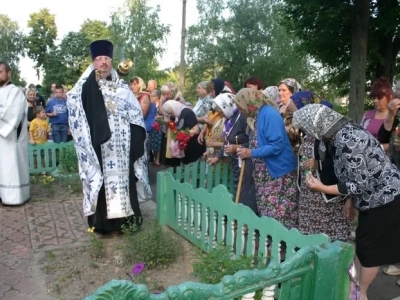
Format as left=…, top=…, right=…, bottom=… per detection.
left=356, top=195, right=400, bottom=267
left=298, top=171, right=351, bottom=241
left=253, top=159, right=298, bottom=229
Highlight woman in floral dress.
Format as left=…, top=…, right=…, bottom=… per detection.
left=235, top=88, right=298, bottom=228
left=292, top=90, right=352, bottom=241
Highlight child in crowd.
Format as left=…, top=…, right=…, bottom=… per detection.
left=29, top=106, right=51, bottom=171
left=29, top=106, right=51, bottom=145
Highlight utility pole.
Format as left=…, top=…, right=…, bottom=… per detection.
left=179, top=0, right=187, bottom=91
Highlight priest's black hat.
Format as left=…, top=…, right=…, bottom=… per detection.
left=89, top=40, right=114, bottom=60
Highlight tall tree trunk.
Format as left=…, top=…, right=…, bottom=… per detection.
left=373, top=0, right=400, bottom=84
left=179, top=0, right=187, bottom=91
left=374, top=36, right=400, bottom=84
left=348, top=0, right=369, bottom=123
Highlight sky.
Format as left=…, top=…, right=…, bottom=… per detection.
left=3, top=0, right=198, bottom=85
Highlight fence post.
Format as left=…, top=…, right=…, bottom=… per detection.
left=313, top=241, right=354, bottom=300
left=156, top=171, right=167, bottom=226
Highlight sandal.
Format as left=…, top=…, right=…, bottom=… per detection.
left=383, top=265, right=400, bottom=276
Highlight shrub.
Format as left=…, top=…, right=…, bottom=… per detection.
left=121, top=220, right=182, bottom=269
left=192, top=244, right=259, bottom=284
left=58, top=146, right=79, bottom=174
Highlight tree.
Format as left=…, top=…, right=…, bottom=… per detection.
left=80, top=19, right=111, bottom=42
left=186, top=0, right=312, bottom=94
left=281, top=0, right=400, bottom=121
left=108, top=0, right=170, bottom=81
left=0, top=14, right=26, bottom=85
left=349, top=0, right=369, bottom=122
left=25, top=8, right=57, bottom=79
left=42, top=19, right=111, bottom=92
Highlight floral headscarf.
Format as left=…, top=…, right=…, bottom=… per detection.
left=213, top=93, right=236, bottom=119
left=263, top=86, right=279, bottom=104
left=292, top=104, right=351, bottom=142
left=233, top=88, right=278, bottom=130
left=279, top=78, right=302, bottom=94
left=132, top=76, right=146, bottom=95
left=291, top=90, right=333, bottom=109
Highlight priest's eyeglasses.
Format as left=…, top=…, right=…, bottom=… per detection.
left=94, top=57, right=112, bottom=62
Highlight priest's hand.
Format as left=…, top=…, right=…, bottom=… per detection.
left=29, top=139, right=36, bottom=145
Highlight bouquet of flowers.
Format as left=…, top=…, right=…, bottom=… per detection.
left=168, top=120, right=192, bottom=158
left=152, top=118, right=166, bottom=132
left=173, top=130, right=192, bottom=150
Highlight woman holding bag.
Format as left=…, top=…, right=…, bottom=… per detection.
left=162, top=101, right=205, bottom=165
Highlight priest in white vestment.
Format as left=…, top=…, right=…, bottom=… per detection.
left=0, top=61, right=30, bottom=205
left=67, top=40, right=151, bottom=235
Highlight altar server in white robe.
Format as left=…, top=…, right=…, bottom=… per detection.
left=0, top=61, right=30, bottom=205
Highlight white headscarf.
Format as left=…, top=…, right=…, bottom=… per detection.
left=213, top=93, right=236, bottom=119
left=162, top=100, right=186, bottom=120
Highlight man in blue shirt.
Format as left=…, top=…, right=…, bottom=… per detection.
left=45, top=84, right=69, bottom=143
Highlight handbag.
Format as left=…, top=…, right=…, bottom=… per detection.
left=170, top=140, right=185, bottom=158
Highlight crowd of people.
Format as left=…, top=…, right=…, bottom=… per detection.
left=2, top=38, right=400, bottom=300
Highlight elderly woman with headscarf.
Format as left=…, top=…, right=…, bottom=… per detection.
left=263, top=86, right=280, bottom=105
left=162, top=100, right=205, bottom=165
left=193, top=81, right=213, bottom=124
left=130, top=76, right=157, bottom=144
left=292, top=104, right=400, bottom=300
left=160, top=82, right=185, bottom=105
left=235, top=88, right=298, bottom=228
left=207, top=93, right=257, bottom=214
left=158, top=82, right=186, bottom=165
left=207, top=78, right=236, bottom=99
left=291, top=91, right=352, bottom=241
left=130, top=76, right=155, bottom=124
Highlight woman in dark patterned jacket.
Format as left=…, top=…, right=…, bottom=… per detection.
left=292, top=104, right=400, bottom=300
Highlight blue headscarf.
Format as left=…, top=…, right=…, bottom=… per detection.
left=291, top=90, right=333, bottom=109
left=211, top=78, right=226, bottom=96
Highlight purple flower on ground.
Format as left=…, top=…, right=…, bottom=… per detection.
left=132, top=263, right=145, bottom=275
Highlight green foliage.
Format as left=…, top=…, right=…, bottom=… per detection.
left=25, top=8, right=57, bottom=78
left=187, top=0, right=312, bottom=93
left=280, top=0, right=400, bottom=85
left=121, top=220, right=182, bottom=269
left=0, top=14, right=26, bottom=86
left=58, top=174, right=82, bottom=194
left=81, top=19, right=111, bottom=43
left=108, top=0, right=170, bottom=81
left=192, top=244, right=259, bottom=284
left=58, top=146, right=79, bottom=174
left=87, top=227, right=105, bottom=257
left=43, top=19, right=111, bottom=93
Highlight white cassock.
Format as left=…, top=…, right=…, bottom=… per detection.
left=0, top=83, right=30, bottom=205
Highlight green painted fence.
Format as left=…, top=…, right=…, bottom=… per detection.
left=86, top=241, right=353, bottom=300
left=28, top=141, right=75, bottom=174
left=87, top=161, right=354, bottom=300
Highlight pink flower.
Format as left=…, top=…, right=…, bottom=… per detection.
left=132, top=263, right=145, bottom=275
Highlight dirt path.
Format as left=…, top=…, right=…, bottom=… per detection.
left=0, top=182, right=196, bottom=300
